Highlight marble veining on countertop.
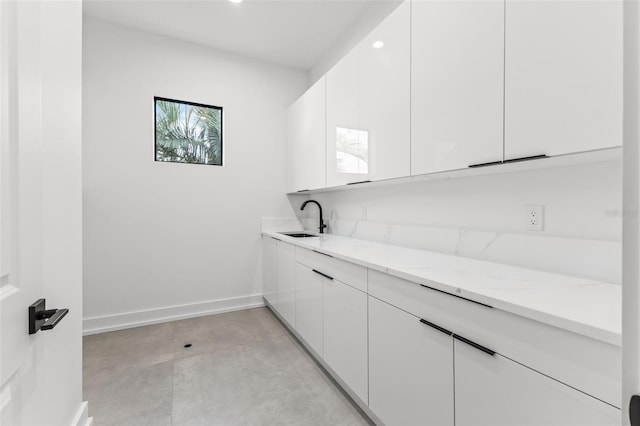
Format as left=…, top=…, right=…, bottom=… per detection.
left=262, top=230, right=621, bottom=347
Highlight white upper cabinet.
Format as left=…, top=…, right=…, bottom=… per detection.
left=357, top=0, right=411, bottom=182
left=288, top=77, right=326, bottom=192
left=326, top=1, right=410, bottom=187
left=504, top=0, right=622, bottom=159
left=411, top=0, right=505, bottom=174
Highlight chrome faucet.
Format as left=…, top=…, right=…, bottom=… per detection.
left=300, top=200, right=327, bottom=234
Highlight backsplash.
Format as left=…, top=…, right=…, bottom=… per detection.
left=295, top=160, right=622, bottom=283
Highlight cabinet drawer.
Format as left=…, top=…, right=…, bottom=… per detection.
left=368, top=269, right=621, bottom=408
left=296, top=247, right=367, bottom=292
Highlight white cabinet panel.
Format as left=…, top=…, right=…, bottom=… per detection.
left=289, top=77, right=326, bottom=192
left=504, top=0, right=622, bottom=159
left=454, top=339, right=620, bottom=426
left=326, top=47, right=360, bottom=187
left=326, top=1, right=410, bottom=187
left=411, top=0, right=504, bottom=174
left=262, top=236, right=277, bottom=307
left=369, top=296, right=454, bottom=426
left=276, top=240, right=296, bottom=327
left=357, top=0, right=410, bottom=182
left=323, top=278, right=368, bottom=403
left=294, top=263, right=323, bottom=356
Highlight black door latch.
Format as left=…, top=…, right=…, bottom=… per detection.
left=631, top=395, right=640, bottom=426
left=28, top=299, right=69, bottom=335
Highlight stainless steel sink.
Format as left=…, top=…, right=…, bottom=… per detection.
left=278, top=232, right=319, bottom=238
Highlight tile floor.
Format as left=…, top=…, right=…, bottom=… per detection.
left=83, top=307, right=371, bottom=426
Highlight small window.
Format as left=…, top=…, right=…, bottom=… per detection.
left=154, top=97, right=223, bottom=166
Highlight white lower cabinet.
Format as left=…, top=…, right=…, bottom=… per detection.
left=262, top=240, right=619, bottom=426
left=262, top=236, right=277, bottom=307
left=294, top=263, right=323, bottom=356
left=454, top=339, right=620, bottom=426
left=369, top=296, right=454, bottom=426
left=275, top=240, right=296, bottom=328
left=323, top=278, right=368, bottom=404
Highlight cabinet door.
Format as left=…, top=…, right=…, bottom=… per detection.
left=369, top=297, right=454, bottom=426
left=262, top=236, right=277, bottom=307
left=323, top=278, right=368, bottom=403
left=276, top=241, right=296, bottom=327
left=326, top=49, right=360, bottom=187
left=326, top=1, right=410, bottom=187
left=454, top=339, right=620, bottom=426
left=504, top=0, right=622, bottom=159
left=411, top=0, right=504, bottom=174
left=294, top=263, right=323, bottom=356
left=357, top=0, right=410, bottom=182
left=290, top=77, right=326, bottom=192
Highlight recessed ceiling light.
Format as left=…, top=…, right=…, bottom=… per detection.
left=230, top=0, right=243, bottom=3
left=372, top=41, right=384, bottom=49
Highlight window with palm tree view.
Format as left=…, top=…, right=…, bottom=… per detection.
left=154, top=97, right=223, bottom=165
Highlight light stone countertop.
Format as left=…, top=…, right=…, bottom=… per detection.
left=262, top=230, right=621, bottom=347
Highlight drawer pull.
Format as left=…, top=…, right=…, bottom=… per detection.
left=419, top=318, right=453, bottom=336
left=503, top=154, right=547, bottom=164
left=454, top=334, right=496, bottom=357
left=312, top=249, right=333, bottom=258
left=347, top=180, right=371, bottom=185
left=468, top=160, right=503, bottom=168
left=312, top=269, right=334, bottom=280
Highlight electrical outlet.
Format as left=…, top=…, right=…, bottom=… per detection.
left=525, top=205, right=544, bottom=231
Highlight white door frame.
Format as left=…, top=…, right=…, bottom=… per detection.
left=623, top=0, right=640, bottom=425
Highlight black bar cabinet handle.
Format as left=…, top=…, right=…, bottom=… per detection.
left=419, top=318, right=453, bottom=336
left=347, top=180, right=371, bottom=185
left=503, top=154, right=547, bottom=164
left=312, top=250, right=333, bottom=258
left=312, top=269, right=334, bottom=280
left=468, top=160, right=503, bottom=168
left=454, top=334, right=496, bottom=356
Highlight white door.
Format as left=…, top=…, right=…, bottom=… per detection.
left=623, top=2, right=640, bottom=426
left=0, top=2, right=85, bottom=426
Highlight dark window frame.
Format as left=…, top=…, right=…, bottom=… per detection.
left=153, top=96, right=224, bottom=166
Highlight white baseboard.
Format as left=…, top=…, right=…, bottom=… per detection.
left=70, top=401, right=91, bottom=426
left=83, top=294, right=265, bottom=335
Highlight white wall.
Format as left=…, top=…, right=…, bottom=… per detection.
left=82, top=17, right=307, bottom=333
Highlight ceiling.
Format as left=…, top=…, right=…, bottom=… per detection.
left=83, top=0, right=401, bottom=71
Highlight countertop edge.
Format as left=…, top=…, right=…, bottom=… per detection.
left=262, top=231, right=621, bottom=347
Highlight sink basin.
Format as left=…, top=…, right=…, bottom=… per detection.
left=278, top=232, right=319, bottom=238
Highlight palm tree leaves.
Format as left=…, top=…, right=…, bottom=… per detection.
left=155, top=98, right=223, bottom=165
